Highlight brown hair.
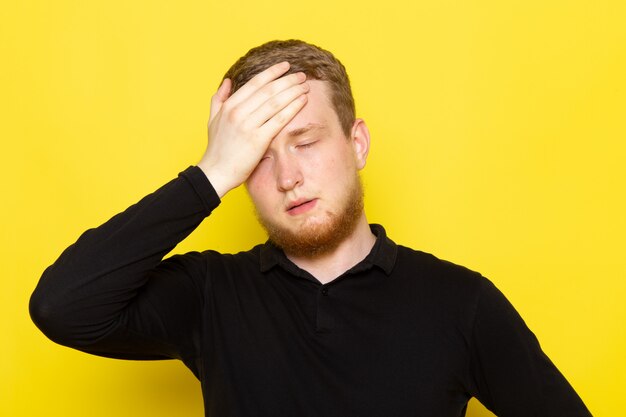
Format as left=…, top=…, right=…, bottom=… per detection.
left=223, top=39, right=355, bottom=136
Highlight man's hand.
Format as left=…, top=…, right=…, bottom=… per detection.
left=198, top=62, right=309, bottom=198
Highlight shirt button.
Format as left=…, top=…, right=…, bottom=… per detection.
left=321, top=287, right=328, bottom=296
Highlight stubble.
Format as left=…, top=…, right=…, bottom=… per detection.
left=255, top=173, right=365, bottom=258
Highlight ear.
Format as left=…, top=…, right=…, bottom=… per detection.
left=350, top=118, right=371, bottom=170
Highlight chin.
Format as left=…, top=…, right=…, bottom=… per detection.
left=254, top=172, right=365, bottom=257
left=257, top=178, right=365, bottom=258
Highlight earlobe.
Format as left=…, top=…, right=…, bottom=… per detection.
left=351, top=118, right=371, bottom=170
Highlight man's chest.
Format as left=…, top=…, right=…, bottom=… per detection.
left=196, top=271, right=473, bottom=416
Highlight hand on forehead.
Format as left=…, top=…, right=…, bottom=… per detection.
left=198, top=62, right=310, bottom=197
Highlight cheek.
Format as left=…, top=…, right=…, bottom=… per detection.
left=246, top=163, right=270, bottom=192
left=246, top=173, right=275, bottom=210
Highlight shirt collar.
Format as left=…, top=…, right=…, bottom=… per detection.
left=259, top=224, right=397, bottom=276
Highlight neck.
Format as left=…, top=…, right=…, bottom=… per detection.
left=286, top=214, right=376, bottom=284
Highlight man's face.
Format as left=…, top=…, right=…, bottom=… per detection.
left=245, top=80, right=369, bottom=257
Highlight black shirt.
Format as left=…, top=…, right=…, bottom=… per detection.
left=30, top=166, right=591, bottom=417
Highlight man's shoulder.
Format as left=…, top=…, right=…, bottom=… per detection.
left=393, top=244, right=487, bottom=293
left=385, top=244, right=495, bottom=326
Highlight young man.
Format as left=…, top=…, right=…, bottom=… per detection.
left=30, top=40, right=591, bottom=416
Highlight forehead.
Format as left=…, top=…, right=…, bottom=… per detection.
left=278, top=80, right=341, bottom=137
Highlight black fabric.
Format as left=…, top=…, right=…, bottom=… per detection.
left=30, top=166, right=591, bottom=417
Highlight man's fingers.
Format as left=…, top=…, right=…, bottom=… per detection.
left=257, top=93, right=308, bottom=140
left=236, top=72, right=307, bottom=123
left=247, top=81, right=310, bottom=128
left=226, top=61, right=291, bottom=107
left=209, top=78, right=232, bottom=122
left=216, top=78, right=232, bottom=101
left=220, top=71, right=306, bottom=131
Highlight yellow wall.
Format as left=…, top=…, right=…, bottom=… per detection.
left=2, top=1, right=624, bottom=416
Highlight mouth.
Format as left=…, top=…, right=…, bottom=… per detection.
left=286, top=198, right=318, bottom=215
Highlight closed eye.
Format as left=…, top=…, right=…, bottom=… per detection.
left=297, top=141, right=317, bottom=149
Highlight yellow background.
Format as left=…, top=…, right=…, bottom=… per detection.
left=2, top=1, right=624, bottom=416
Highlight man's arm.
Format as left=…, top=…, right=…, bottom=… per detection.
left=467, top=277, right=592, bottom=416
left=29, top=62, right=309, bottom=362
left=30, top=166, right=218, bottom=362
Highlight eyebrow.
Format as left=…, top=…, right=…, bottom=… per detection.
left=286, top=123, right=326, bottom=138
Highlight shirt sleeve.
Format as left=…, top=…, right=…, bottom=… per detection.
left=467, top=277, right=592, bottom=416
left=29, top=166, right=220, bottom=369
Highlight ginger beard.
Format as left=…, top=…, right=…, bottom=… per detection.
left=254, top=172, right=365, bottom=258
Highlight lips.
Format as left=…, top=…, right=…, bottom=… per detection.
left=286, top=198, right=317, bottom=215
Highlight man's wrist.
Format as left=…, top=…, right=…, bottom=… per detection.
left=197, top=163, right=231, bottom=199
left=179, top=165, right=222, bottom=216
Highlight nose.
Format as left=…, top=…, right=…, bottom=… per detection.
left=275, top=154, right=303, bottom=192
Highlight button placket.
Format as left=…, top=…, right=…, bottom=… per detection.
left=316, top=285, right=334, bottom=332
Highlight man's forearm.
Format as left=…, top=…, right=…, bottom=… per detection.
left=29, top=166, right=219, bottom=351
